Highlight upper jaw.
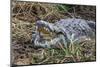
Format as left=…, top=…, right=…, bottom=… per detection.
left=36, top=20, right=55, bottom=32
left=36, top=20, right=65, bottom=38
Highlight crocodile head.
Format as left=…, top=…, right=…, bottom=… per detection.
left=32, top=20, right=67, bottom=48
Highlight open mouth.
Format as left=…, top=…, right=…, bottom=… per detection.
left=37, top=26, right=56, bottom=41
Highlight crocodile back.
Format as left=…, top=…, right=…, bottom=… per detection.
left=54, top=18, right=95, bottom=40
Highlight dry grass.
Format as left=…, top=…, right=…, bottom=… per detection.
left=11, top=1, right=96, bottom=66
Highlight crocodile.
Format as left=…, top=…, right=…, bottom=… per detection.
left=32, top=18, right=96, bottom=48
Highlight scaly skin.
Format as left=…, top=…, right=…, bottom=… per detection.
left=32, top=18, right=96, bottom=48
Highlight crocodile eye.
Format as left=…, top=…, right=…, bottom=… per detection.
left=32, top=31, right=36, bottom=34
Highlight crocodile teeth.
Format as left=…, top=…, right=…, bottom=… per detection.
left=46, top=28, right=49, bottom=32
left=45, top=28, right=47, bottom=31
left=43, top=27, right=50, bottom=32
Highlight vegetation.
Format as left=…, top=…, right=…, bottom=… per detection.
left=11, top=1, right=96, bottom=65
